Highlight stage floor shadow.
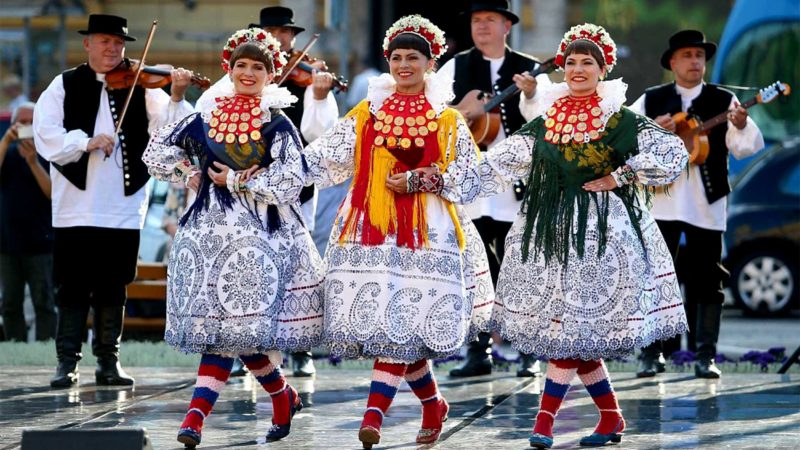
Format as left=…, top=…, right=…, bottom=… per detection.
left=0, top=367, right=798, bottom=449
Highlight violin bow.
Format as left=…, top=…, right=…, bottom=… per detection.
left=109, top=20, right=158, bottom=160
left=275, top=33, right=320, bottom=86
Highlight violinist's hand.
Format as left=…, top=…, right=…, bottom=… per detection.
left=513, top=72, right=538, bottom=99
left=309, top=59, right=329, bottom=72
left=87, top=134, right=115, bottom=156
left=170, top=68, right=193, bottom=102
left=207, top=161, right=231, bottom=187
left=312, top=71, right=334, bottom=100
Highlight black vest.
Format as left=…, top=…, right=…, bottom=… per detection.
left=452, top=47, right=538, bottom=146
left=60, top=63, right=151, bottom=196
left=282, top=75, right=314, bottom=204
left=643, top=82, right=733, bottom=203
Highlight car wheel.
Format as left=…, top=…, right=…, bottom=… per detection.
left=731, top=249, right=797, bottom=317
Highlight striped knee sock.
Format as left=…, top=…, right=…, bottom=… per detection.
left=577, top=359, right=624, bottom=435
left=532, top=359, right=580, bottom=437
left=240, top=352, right=295, bottom=425
left=362, top=360, right=408, bottom=431
left=181, top=354, right=234, bottom=434
left=405, top=359, right=444, bottom=428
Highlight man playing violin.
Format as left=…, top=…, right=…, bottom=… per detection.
left=196, top=6, right=339, bottom=378
left=33, top=14, right=194, bottom=388
left=438, top=0, right=549, bottom=379
left=628, top=30, right=764, bottom=379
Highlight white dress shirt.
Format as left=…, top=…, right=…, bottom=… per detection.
left=629, top=83, right=765, bottom=231
left=33, top=72, right=194, bottom=229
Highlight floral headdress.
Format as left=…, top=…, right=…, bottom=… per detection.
left=382, top=15, right=447, bottom=60
left=221, top=28, right=287, bottom=75
left=555, top=23, right=617, bottom=73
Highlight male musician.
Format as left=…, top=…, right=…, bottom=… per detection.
left=439, top=0, right=550, bottom=378
left=197, top=6, right=338, bottom=377
left=629, top=30, right=764, bottom=379
left=33, top=14, right=194, bottom=388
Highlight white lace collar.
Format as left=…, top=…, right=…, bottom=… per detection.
left=532, top=78, right=628, bottom=126
left=196, top=76, right=298, bottom=116
left=366, top=72, right=455, bottom=116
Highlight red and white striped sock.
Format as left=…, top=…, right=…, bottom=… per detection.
left=405, top=359, right=445, bottom=428
left=577, top=359, right=624, bottom=435
left=240, top=352, right=296, bottom=425
left=532, top=359, right=580, bottom=437
left=362, top=360, right=408, bottom=431
left=180, top=354, right=234, bottom=434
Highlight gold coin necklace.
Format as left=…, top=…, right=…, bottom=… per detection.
left=543, top=93, right=605, bottom=145
left=208, top=95, right=264, bottom=145
left=372, top=92, right=437, bottom=150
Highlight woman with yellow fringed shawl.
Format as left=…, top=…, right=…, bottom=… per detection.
left=303, top=15, right=493, bottom=448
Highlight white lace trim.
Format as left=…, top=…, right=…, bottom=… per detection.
left=366, top=72, right=455, bottom=116
left=532, top=78, right=628, bottom=128
left=197, top=77, right=298, bottom=115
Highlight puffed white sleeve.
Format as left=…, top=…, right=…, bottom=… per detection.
left=142, top=114, right=198, bottom=183
left=300, top=86, right=339, bottom=142
left=725, top=95, right=765, bottom=160
left=302, top=115, right=357, bottom=188
left=144, top=88, right=194, bottom=132
left=478, top=133, right=535, bottom=197
left=439, top=116, right=482, bottom=204
left=625, top=115, right=689, bottom=186
left=246, top=128, right=306, bottom=205
left=32, top=75, right=91, bottom=165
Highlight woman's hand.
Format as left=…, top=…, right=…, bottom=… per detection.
left=207, top=161, right=231, bottom=187
left=186, top=172, right=201, bottom=193
left=582, top=174, right=618, bottom=192
left=240, top=164, right=266, bottom=183
left=386, top=167, right=440, bottom=194
left=386, top=173, right=408, bottom=193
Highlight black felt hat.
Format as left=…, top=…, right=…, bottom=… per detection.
left=78, top=14, right=136, bottom=41
left=249, top=6, right=305, bottom=34
left=461, top=0, right=520, bottom=24
left=660, top=29, right=717, bottom=70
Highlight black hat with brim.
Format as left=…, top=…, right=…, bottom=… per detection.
left=460, top=0, right=520, bottom=24
left=254, top=6, right=305, bottom=34
left=660, top=29, right=717, bottom=70
left=78, top=14, right=136, bottom=41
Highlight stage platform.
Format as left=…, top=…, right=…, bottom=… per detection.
left=1, top=367, right=798, bottom=449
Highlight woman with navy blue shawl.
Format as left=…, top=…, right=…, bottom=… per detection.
left=142, top=29, right=323, bottom=445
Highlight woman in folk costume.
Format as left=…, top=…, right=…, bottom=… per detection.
left=303, top=15, right=493, bottom=448
left=142, top=28, right=324, bottom=446
left=452, top=24, right=688, bottom=448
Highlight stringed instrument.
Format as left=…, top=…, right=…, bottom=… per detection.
left=673, top=81, right=791, bottom=165
left=454, top=57, right=557, bottom=145
left=106, top=58, right=211, bottom=91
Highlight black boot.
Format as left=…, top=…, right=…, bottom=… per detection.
left=93, top=306, right=135, bottom=386
left=694, top=303, right=723, bottom=379
left=450, top=332, right=493, bottom=377
left=230, top=358, right=249, bottom=377
left=50, top=305, right=89, bottom=388
left=637, top=342, right=667, bottom=378
left=291, top=351, right=316, bottom=377
left=516, top=353, right=542, bottom=377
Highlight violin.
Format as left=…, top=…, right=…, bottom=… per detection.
left=106, top=58, right=211, bottom=91
left=282, top=50, right=349, bottom=93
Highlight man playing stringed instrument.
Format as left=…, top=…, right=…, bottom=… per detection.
left=439, top=0, right=550, bottom=378
left=629, top=29, right=764, bottom=379
left=32, top=14, right=194, bottom=388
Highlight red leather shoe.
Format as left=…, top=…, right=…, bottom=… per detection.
left=416, top=398, right=450, bottom=444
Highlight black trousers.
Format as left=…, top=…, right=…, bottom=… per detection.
left=472, top=217, right=513, bottom=286
left=53, top=227, right=140, bottom=308
left=655, top=220, right=728, bottom=354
